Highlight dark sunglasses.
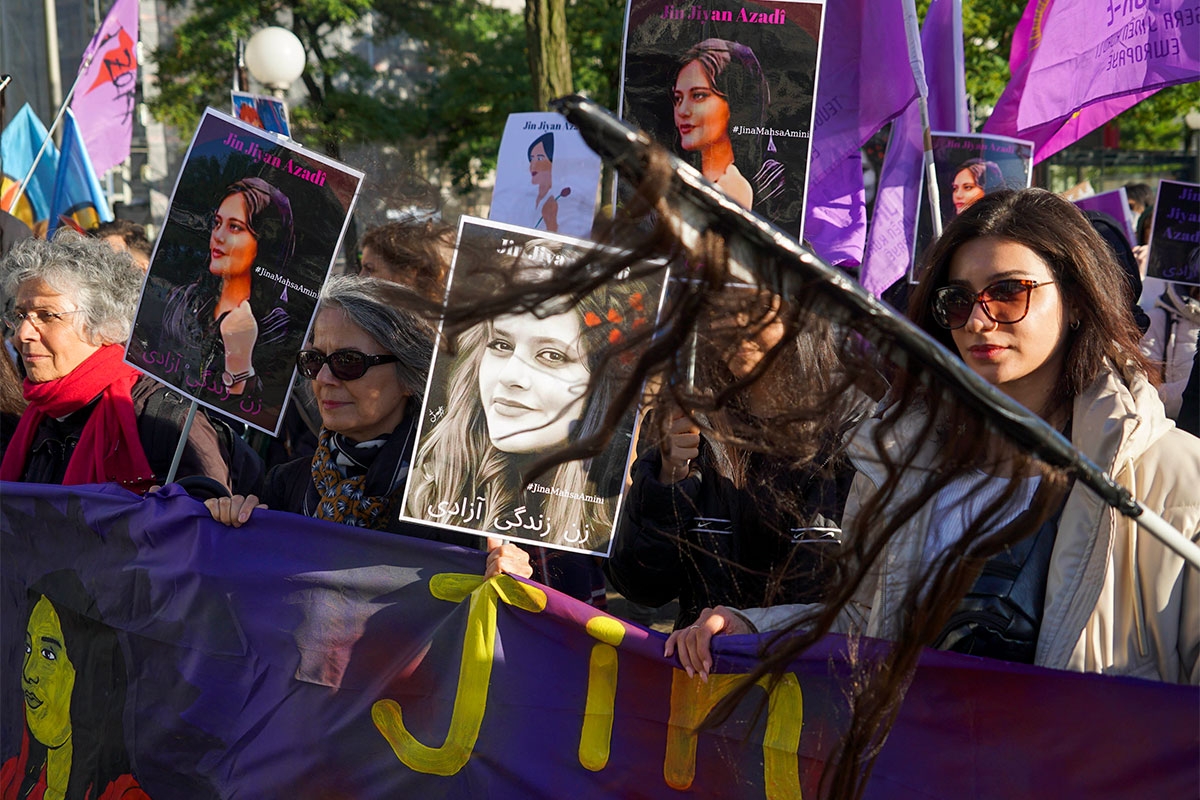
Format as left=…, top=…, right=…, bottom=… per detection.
left=296, top=349, right=399, bottom=381
left=932, top=279, right=1055, bottom=330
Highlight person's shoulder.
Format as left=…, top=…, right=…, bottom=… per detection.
left=718, top=164, right=752, bottom=199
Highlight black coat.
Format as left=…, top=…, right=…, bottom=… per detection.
left=606, top=444, right=852, bottom=629
left=17, top=376, right=230, bottom=489
left=261, top=408, right=480, bottom=550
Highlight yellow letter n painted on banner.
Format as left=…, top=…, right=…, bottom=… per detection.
left=371, top=573, right=547, bottom=776
left=664, top=670, right=803, bottom=800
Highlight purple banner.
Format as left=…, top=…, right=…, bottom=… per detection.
left=1, top=483, right=1196, bottom=798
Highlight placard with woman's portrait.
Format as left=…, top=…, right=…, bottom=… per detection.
left=907, top=132, right=1033, bottom=283
left=125, top=109, right=363, bottom=435
left=488, top=112, right=602, bottom=240
left=400, top=217, right=666, bottom=556
left=620, top=0, right=825, bottom=241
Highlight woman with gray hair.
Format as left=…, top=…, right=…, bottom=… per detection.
left=0, top=232, right=229, bottom=490
left=205, top=276, right=532, bottom=577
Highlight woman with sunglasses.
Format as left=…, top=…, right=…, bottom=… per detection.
left=204, top=275, right=532, bottom=578
left=669, top=189, right=1199, bottom=686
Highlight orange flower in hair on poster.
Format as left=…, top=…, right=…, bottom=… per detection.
left=584, top=311, right=603, bottom=327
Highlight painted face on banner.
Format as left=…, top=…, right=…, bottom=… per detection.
left=673, top=60, right=731, bottom=154
left=23, top=597, right=76, bottom=749
left=529, top=141, right=552, bottom=190
left=952, top=168, right=986, bottom=214
left=209, top=193, right=259, bottom=281
left=478, top=312, right=590, bottom=454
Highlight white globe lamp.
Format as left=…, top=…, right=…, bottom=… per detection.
left=245, top=26, right=306, bottom=97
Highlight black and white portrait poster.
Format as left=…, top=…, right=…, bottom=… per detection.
left=488, top=112, right=602, bottom=239
left=908, top=131, right=1034, bottom=283
left=620, top=0, right=825, bottom=241
left=400, top=217, right=666, bottom=556
left=1147, top=180, right=1200, bottom=287
left=126, top=109, right=363, bottom=435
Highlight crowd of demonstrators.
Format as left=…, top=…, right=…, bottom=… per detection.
left=664, top=191, right=1199, bottom=795
left=607, top=291, right=865, bottom=629
left=203, top=274, right=533, bottom=580
left=426, top=166, right=1199, bottom=796
left=0, top=232, right=230, bottom=491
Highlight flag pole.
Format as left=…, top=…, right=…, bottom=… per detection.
left=901, top=0, right=943, bottom=241
left=3, top=54, right=95, bottom=216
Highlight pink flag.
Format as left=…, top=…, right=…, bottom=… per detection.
left=985, top=0, right=1199, bottom=162
left=804, top=0, right=918, bottom=266
left=860, top=0, right=965, bottom=296
left=69, top=0, right=139, bottom=178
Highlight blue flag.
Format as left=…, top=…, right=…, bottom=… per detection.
left=1, top=103, right=60, bottom=229
left=47, top=109, right=113, bottom=236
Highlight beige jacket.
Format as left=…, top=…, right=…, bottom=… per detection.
left=739, top=367, right=1200, bottom=684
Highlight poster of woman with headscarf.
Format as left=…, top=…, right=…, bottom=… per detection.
left=126, top=109, right=362, bottom=435
left=621, top=0, right=825, bottom=241
left=488, top=112, right=602, bottom=240
left=907, top=132, right=1033, bottom=283
left=401, top=218, right=665, bottom=556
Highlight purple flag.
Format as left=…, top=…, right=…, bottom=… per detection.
left=69, top=0, right=139, bottom=178
left=804, top=0, right=919, bottom=265
left=860, top=0, right=965, bottom=296
left=47, top=110, right=114, bottom=236
left=986, top=0, right=1199, bottom=162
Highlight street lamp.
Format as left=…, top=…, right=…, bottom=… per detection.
left=244, top=27, right=306, bottom=98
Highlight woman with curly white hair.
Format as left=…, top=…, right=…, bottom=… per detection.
left=1, top=232, right=229, bottom=491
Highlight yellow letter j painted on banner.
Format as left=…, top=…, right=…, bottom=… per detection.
left=371, top=573, right=547, bottom=776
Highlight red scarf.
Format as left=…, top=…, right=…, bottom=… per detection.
left=0, top=345, right=154, bottom=489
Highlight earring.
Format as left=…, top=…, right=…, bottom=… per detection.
left=1069, top=318, right=1080, bottom=330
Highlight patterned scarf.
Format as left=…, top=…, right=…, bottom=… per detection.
left=310, top=427, right=401, bottom=527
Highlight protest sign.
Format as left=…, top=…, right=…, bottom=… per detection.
left=1147, top=180, right=1200, bottom=286
left=488, top=112, right=602, bottom=239
left=1074, top=186, right=1137, bottom=247
left=126, top=109, right=362, bottom=435
left=908, top=132, right=1034, bottom=283
left=231, top=91, right=292, bottom=138
left=400, top=217, right=664, bottom=555
left=620, top=0, right=825, bottom=241
left=1, top=483, right=1196, bottom=798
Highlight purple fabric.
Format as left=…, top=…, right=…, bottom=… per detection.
left=804, top=151, right=867, bottom=266
left=860, top=0, right=965, bottom=296
left=986, top=0, right=1197, bottom=162
left=804, top=0, right=918, bottom=265
left=69, top=0, right=138, bottom=178
left=47, top=110, right=113, bottom=236
left=2, top=482, right=1195, bottom=798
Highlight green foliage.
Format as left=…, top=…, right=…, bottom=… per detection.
left=148, top=0, right=389, bottom=156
